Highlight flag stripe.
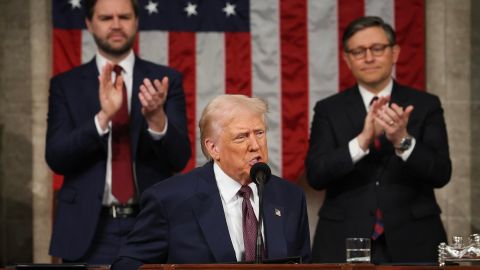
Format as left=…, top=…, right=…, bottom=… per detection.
left=307, top=0, right=338, bottom=126
left=140, top=31, right=169, bottom=65
left=53, top=29, right=82, bottom=75
left=365, top=0, right=394, bottom=26
left=195, top=33, right=226, bottom=166
left=82, top=30, right=96, bottom=64
left=280, top=0, right=309, bottom=180
left=250, top=0, right=282, bottom=176
left=338, top=0, right=364, bottom=91
left=168, top=32, right=197, bottom=171
left=225, top=32, right=252, bottom=96
left=395, top=0, right=425, bottom=90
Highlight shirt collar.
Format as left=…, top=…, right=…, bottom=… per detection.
left=358, top=79, right=393, bottom=111
left=95, top=50, right=135, bottom=76
left=213, top=162, right=257, bottom=204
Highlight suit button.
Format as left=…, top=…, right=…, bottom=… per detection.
left=375, top=181, right=379, bottom=186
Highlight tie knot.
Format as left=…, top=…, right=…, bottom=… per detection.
left=238, top=185, right=253, bottom=200
left=113, top=65, right=123, bottom=76
left=369, top=96, right=379, bottom=107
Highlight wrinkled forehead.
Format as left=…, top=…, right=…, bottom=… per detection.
left=215, top=108, right=266, bottom=133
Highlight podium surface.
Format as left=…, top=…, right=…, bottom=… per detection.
left=138, top=264, right=480, bottom=270
left=5, top=264, right=480, bottom=270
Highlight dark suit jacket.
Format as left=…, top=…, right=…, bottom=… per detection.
left=305, top=82, right=451, bottom=263
left=46, top=56, right=191, bottom=260
left=111, top=162, right=311, bottom=269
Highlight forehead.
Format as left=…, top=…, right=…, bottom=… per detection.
left=223, top=111, right=265, bottom=131
left=93, top=0, right=134, bottom=15
left=347, top=26, right=389, bottom=47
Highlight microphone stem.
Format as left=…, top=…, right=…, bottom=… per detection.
left=255, top=181, right=264, bottom=264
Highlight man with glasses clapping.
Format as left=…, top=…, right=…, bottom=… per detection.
left=306, top=16, right=451, bottom=264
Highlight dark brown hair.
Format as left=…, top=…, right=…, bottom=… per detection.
left=342, top=16, right=396, bottom=51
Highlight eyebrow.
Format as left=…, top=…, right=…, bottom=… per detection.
left=96, top=12, right=134, bottom=18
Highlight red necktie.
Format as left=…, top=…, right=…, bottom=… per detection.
left=371, top=208, right=385, bottom=240
left=111, top=65, right=134, bottom=204
left=238, top=185, right=257, bottom=261
left=369, top=96, right=384, bottom=239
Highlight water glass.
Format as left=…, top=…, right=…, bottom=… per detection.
left=346, top=237, right=371, bottom=263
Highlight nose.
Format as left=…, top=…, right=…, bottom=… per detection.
left=111, top=17, right=121, bottom=28
left=248, top=134, right=260, bottom=151
left=364, top=48, right=374, bottom=62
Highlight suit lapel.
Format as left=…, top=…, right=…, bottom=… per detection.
left=345, top=86, right=367, bottom=134
left=390, top=81, right=409, bottom=108
left=80, top=59, right=101, bottom=121
left=262, top=184, right=286, bottom=259
left=191, top=163, right=237, bottom=262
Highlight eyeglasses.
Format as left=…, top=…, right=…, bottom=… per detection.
left=346, top=43, right=393, bottom=59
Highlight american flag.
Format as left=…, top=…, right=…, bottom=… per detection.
left=52, top=0, right=425, bottom=188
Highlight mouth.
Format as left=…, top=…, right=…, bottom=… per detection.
left=361, top=66, right=380, bottom=72
left=108, top=32, right=127, bottom=42
left=248, top=156, right=261, bottom=166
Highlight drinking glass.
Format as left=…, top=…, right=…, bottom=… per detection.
left=346, top=237, right=371, bottom=263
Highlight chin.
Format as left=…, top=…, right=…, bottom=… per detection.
left=362, top=77, right=383, bottom=84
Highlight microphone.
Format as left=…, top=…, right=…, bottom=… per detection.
left=249, top=162, right=271, bottom=263
left=250, top=162, right=271, bottom=186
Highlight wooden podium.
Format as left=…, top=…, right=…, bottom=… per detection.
left=5, top=264, right=480, bottom=270
left=140, top=264, right=374, bottom=270
left=136, top=264, right=480, bottom=270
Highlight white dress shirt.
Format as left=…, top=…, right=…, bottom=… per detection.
left=213, top=162, right=264, bottom=261
left=348, top=79, right=415, bottom=163
left=92, top=50, right=168, bottom=205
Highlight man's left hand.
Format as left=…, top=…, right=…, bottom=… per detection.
left=139, top=77, right=169, bottom=132
left=375, top=103, right=414, bottom=146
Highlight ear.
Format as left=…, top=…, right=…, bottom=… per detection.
left=392, top=44, right=401, bottom=64
left=342, top=51, right=352, bottom=70
left=204, top=138, right=220, bottom=161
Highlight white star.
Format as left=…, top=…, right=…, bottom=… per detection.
left=145, top=1, right=159, bottom=15
left=184, top=2, right=198, bottom=17
left=222, top=2, right=236, bottom=17
left=69, top=0, right=81, bottom=10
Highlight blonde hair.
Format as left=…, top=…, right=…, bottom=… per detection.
left=199, top=94, right=268, bottom=161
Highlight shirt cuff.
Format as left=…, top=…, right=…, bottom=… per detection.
left=396, top=137, right=416, bottom=161
left=94, top=115, right=110, bottom=136
left=349, top=137, right=369, bottom=164
left=148, top=117, right=168, bottom=141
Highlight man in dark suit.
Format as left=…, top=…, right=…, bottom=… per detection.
left=111, top=94, right=311, bottom=269
left=306, top=16, right=451, bottom=264
left=45, top=0, right=191, bottom=264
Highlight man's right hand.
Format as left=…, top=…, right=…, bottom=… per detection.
left=357, top=96, right=389, bottom=151
left=97, top=63, right=124, bottom=130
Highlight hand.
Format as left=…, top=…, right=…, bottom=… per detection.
left=139, top=77, right=169, bottom=132
left=371, top=96, right=389, bottom=138
left=97, top=63, right=124, bottom=130
left=357, top=96, right=389, bottom=151
left=374, top=102, right=414, bottom=146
